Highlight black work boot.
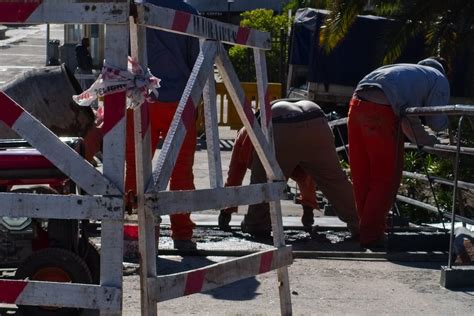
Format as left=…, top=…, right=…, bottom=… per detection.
left=218, top=210, right=232, bottom=232
left=301, top=206, right=314, bottom=232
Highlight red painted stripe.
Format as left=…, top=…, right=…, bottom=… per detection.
left=0, top=91, right=24, bottom=127
left=103, top=92, right=126, bottom=135
left=0, top=0, right=43, bottom=23
left=259, top=252, right=273, bottom=274
left=172, top=11, right=191, bottom=33
left=243, top=98, right=255, bottom=125
left=181, top=98, right=195, bottom=130
left=264, top=89, right=271, bottom=127
left=0, top=280, right=28, bottom=303
left=184, top=270, right=205, bottom=295
left=236, top=27, right=251, bottom=45
left=140, top=101, right=150, bottom=138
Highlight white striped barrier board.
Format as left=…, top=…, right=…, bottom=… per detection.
left=136, top=3, right=271, bottom=50
left=0, top=280, right=120, bottom=311
left=0, top=192, right=123, bottom=220
left=149, top=246, right=293, bottom=302
left=0, top=0, right=129, bottom=24
left=0, top=91, right=121, bottom=196
left=145, top=182, right=287, bottom=216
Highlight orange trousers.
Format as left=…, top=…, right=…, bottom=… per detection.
left=125, top=101, right=196, bottom=240
left=348, top=98, right=403, bottom=245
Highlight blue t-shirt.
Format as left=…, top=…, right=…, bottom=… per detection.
left=356, top=63, right=450, bottom=131
left=146, top=0, right=199, bottom=102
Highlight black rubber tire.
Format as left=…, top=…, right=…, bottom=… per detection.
left=15, top=248, right=93, bottom=316
left=79, top=240, right=101, bottom=284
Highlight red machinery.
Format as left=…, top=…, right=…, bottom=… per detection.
left=0, top=138, right=100, bottom=316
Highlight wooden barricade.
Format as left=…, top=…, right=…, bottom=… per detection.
left=133, top=2, right=293, bottom=315
left=0, top=1, right=293, bottom=315
left=0, top=1, right=129, bottom=315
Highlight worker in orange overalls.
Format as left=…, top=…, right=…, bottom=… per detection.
left=125, top=0, right=200, bottom=250
left=348, top=57, right=450, bottom=249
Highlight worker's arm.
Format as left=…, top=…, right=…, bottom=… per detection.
left=402, top=76, right=450, bottom=146
left=401, top=116, right=439, bottom=146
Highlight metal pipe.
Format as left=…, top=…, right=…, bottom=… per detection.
left=396, top=195, right=474, bottom=226
left=448, top=116, right=464, bottom=268
left=403, top=171, right=474, bottom=191
left=404, top=143, right=474, bottom=156
left=404, top=105, right=474, bottom=116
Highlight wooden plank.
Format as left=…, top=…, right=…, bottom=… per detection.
left=0, top=0, right=129, bottom=24
left=215, top=44, right=284, bottom=182
left=0, top=280, right=120, bottom=311
left=202, top=71, right=224, bottom=188
left=145, top=182, right=287, bottom=216
left=0, top=193, right=122, bottom=220
left=100, top=23, right=127, bottom=316
left=148, top=246, right=293, bottom=302
left=129, top=17, right=158, bottom=316
left=149, top=40, right=217, bottom=193
left=135, top=3, right=271, bottom=50
left=0, top=92, right=120, bottom=195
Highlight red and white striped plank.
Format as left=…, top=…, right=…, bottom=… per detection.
left=129, top=17, right=158, bottom=316
left=0, top=193, right=122, bottom=220
left=136, top=3, right=271, bottom=50
left=0, top=280, right=120, bottom=311
left=145, top=182, right=286, bottom=216
left=0, top=91, right=120, bottom=196
left=148, top=246, right=293, bottom=302
left=214, top=43, right=285, bottom=182
left=0, top=0, right=129, bottom=24
left=202, top=71, right=224, bottom=188
left=100, top=23, right=128, bottom=316
left=148, top=40, right=218, bottom=193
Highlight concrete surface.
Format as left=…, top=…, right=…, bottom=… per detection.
left=1, top=24, right=474, bottom=316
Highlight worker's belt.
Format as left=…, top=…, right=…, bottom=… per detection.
left=272, top=109, right=325, bottom=124
left=350, top=96, right=391, bottom=108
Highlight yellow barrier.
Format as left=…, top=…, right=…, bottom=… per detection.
left=198, top=82, right=280, bottom=131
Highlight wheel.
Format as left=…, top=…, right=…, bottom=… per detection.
left=15, top=247, right=93, bottom=316
left=78, top=239, right=100, bottom=284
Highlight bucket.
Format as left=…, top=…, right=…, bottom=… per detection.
left=0, top=64, right=95, bottom=139
left=123, top=223, right=160, bottom=260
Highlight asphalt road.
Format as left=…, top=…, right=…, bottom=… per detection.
left=1, top=24, right=473, bottom=316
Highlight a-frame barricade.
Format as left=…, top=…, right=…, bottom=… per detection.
left=0, top=1, right=130, bottom=314
left=132, top=3, right=293, bottom=315
left=0, top=1, right=293, bottom=314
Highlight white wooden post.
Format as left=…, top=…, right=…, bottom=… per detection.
left=129, top=16, right=158, bottom=316
left=99, top=23, right=128, bottom=316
